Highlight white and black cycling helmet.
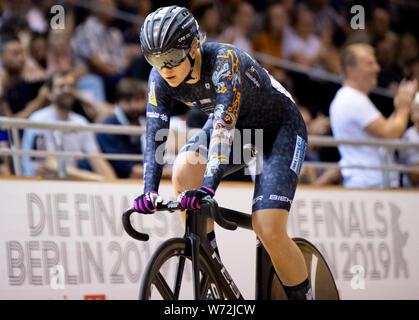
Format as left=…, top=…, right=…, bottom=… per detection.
left=139, top=6, right=202, bottom=71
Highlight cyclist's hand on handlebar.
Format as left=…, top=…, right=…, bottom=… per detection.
left=133, top=191, right=159, bottom=214
left=177, top=186, right=215, bottom=210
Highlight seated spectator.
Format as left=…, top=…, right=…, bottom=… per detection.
left=399, top=93, right=419, bottom=187
left=329, top=43, right=417, bottom=188
left=47, top=28, right=112, bottom=116
left=97, top=78, right=173, bottom=179
left=47, top=29, right=73, bottom=74
left=0, top=17, right=47, bottom=82
left=30, top=31, right=47, bottom=71
left=282, top=0, right=296, bottom=16
left=283, top=7, right=322, bottom=69
left=0, top=127, right=10, bottom=176
left=70, top=87, right=114, bottom=124
left=71, top=0, right=127, bottom=76
left=113, top=0, right=141, bottom=40
left=345, top=6, right=398, bottom=50
left=71, top=0, right=129, bottom=102
left=217, top=1, right=255, bottom=54
left=376, top=33, right=403, bottom=93
left=409, top=59, right=419, bottom=84
left=252, top=1, right=292, bottom=84
left=124, top=54, right=153, bottom=82
left=0, top=67, right=9, bottom=174
left=397, top=33, right=419, bottom=77
left=0, top=0, right=47, bottom=33
left=252, top=1, right=289, bottom=59
left=367, top=7, right=397, bottom=46
left=113, top=0, right=148, bottom=59
left=193, top=3, right=222, bottom=42
left=298, top=105, right=342, bottom=185
left=0, top=36, right=47, bottom=118
left=283, top=5, right=341, bottom=73
left=96, top=78, right=146, bottom=179
left=304, top=0, right=344, bottom=36
left=1, top=35, right=111, bottom=123
left=0, top=95, right=10, bottom=175
left=21, top=70, right=116, bottom=180
left=318, top=26, right=341, bottom=74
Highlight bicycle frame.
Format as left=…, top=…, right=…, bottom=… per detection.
left=123, top=198, right=277, bottom=300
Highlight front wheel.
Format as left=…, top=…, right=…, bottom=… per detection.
left=269, top=238, right=340, bottom=300
left=139, top=238, right=225, bottom=300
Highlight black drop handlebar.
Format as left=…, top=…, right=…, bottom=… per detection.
left=122, top=198, right=238, bottom=242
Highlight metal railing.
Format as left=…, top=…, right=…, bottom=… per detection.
left=1, top=117, right=419, bottom=187
left=0, top=117, right=145, bottom=177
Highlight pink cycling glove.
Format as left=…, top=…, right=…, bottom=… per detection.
left=133, top=191, right=159, bottom=214
left=177, top=186, right=215, bottom=210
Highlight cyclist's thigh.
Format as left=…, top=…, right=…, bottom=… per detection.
left=252, top=121, right=307, bottom=213
left=173, top=118, right=212, bottom=190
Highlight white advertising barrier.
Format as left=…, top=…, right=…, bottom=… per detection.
left=288, top=187, right=419, bottom=300
left=0, top=179, right=418, bottom=299
left=0, top=179, right=256, bottom=300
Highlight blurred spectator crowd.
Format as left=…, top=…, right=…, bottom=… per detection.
left=0, top=0, right=418, bottom=188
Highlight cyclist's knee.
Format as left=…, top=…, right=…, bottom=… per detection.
left=172, top=169, right=191, bottom=195
left=252, top=209, right=290, bottom=246
left=172, top=152, right=206, bottom=194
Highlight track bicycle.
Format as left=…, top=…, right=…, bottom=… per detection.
left=122, top=198, right=339, bottom=300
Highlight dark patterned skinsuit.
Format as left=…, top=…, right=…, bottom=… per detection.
left=144, top=42, right=307, bottom=212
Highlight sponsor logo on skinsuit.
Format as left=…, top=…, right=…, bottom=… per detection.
left=148, top=81, right=157, bottom=106
left=290, top=135, right=306, bottom=176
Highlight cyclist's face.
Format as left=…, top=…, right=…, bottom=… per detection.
left=157, top=45, right=197, bottom=87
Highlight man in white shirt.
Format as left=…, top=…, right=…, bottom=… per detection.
left=329, top=43, right=417, bottom=188
left=22, top=70, right=116, bottom=180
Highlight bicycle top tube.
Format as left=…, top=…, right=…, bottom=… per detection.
left=122, top=198, right=253, bottom=242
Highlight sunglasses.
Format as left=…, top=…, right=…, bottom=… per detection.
left=144, top=48, right=189, bottom=70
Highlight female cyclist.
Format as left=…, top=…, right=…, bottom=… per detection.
left=133, top=6, right=311, bottom=300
